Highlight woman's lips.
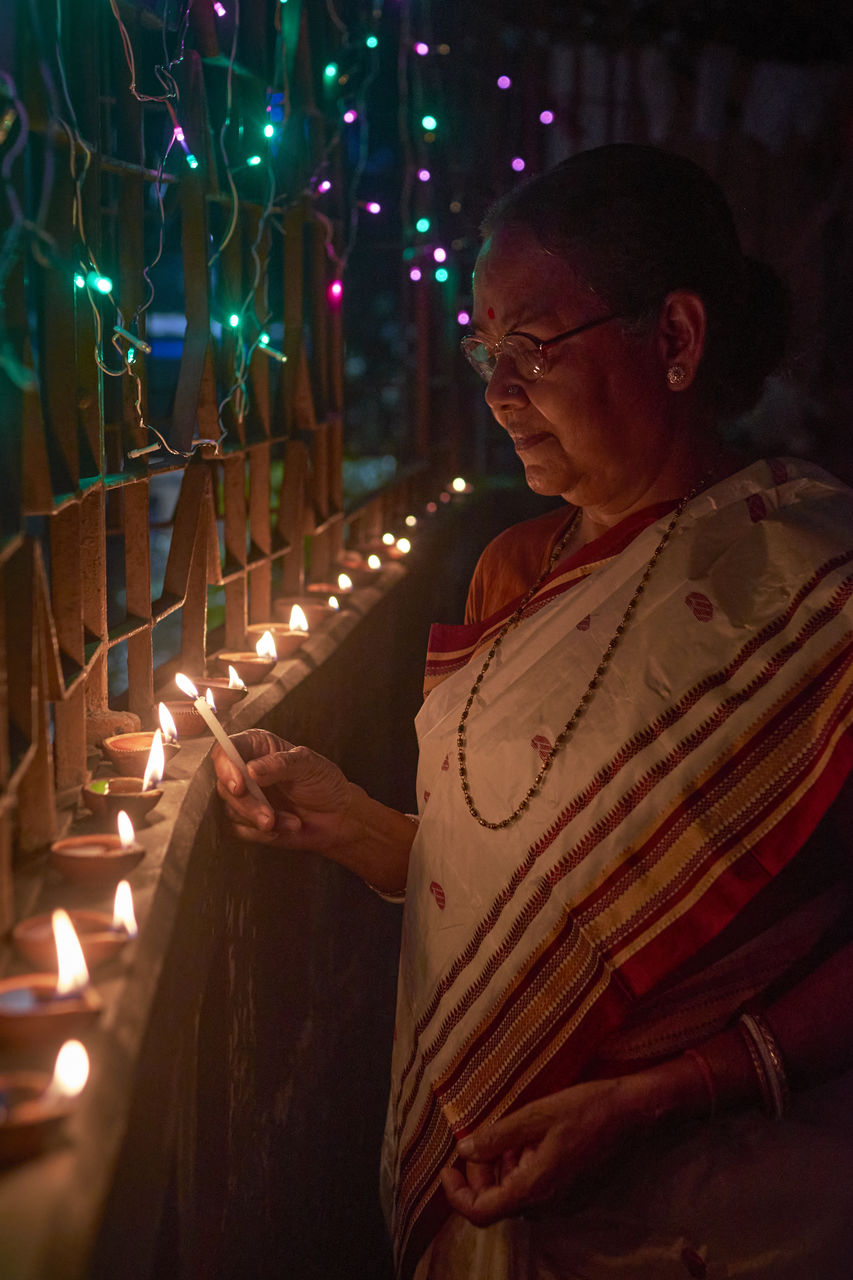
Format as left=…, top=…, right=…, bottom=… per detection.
left=512, top=431, right=552, bottom=451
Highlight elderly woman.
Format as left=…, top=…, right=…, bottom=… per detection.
left=213, top=145, right=853, bottom=1279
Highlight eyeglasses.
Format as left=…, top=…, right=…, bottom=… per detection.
left=460, top=313, right=619, bottom=382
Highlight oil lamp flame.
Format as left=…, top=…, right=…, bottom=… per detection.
left=328, top=595, right=340, bottom=610
left=113, top=880, right=138, bottom=937
left=367, top=554, right=381, bottom=570
left=142, top=728, right=164, bottom=790
left=337, top=573, right=353, bottom=591
left=227, top=665, right=246, bottom=689
left=47, top=1040, right=90, bottom=1101
left=255, top=630, right=277, bottom=659
left=117, top=810, right=135, bottom=849
left=175, top=672, right=199, bottom=699
left=52, top=910, right=90, bottom=995
left=288, top=604, right=309, bottom=633
left=206, top=687, right=216, bottom=709
left=396, top=537, right=411, bottom=554
left=158, top=701, right=178, bottom=742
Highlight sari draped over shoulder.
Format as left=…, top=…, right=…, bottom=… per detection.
left=381, top=458, right=853, bottom=1279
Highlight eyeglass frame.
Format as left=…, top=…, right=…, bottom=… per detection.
left=460, top=312, right=620, bottom=382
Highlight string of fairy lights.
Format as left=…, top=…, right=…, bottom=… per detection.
left=0, top=0, right=562, bottom=467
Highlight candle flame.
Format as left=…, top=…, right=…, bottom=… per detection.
left=227, top=665, right=246, bottom=689
left=396, top=537, right=411, bottom=554
left=52, top=910, right=90, bottom=995
left=367, top=554, right=381, bottom=570
left=255, top=630, right=278, bottom=659
left=112, top=880, right=138, bottom=937
left=174, top=672, right=199, bottom=700
left=142, top=728, right=165, bottom=790
left=47, top=1040, right=90, bottom=1100
left=328, top=595, right=340, bottom=610
left=117, top=810, right=135, bottom=848
left=158, top=701, right=179, bottom=741
left=337, top=573, right=353, bottom=591
left=206, top=687, right=216, bottom=709
left=288, top=604, right=309, bottom=632
left=382, top=532, right=395, bottom=546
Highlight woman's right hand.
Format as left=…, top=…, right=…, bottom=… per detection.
left=212, top=729, right=356, bottom=852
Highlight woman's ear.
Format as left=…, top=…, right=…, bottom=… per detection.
left=657, top=290, right=706, bottom=388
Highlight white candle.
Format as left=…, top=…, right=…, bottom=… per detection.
left=174, top=674, right=272, bottom=809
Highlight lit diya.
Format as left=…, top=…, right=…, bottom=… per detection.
left=192, top=665, right=248, bottom=712
left=0, top=911, right=101, bottom=1050
left=83, top=729, right=165, bottom=821
left=247, top=605, right=310, bottom=659
left=102, top=703, right=180, bottom=776
left=304, top=572, right=355, bottom=607
left=272, top=596, right=339, bottom=629
left=213, top=629, right=278, bottom=683
left=50, top=810, right=145, bottom=884
left=13, top=880, right=138, bottom=972
left=0, top=1040, right=90, bottom=1165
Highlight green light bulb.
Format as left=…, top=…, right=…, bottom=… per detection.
left=415, top=217, right=430, bottom=233
left=324, top=62, right=338, bottom=80
left=259, top=332, right=270, bottom=345
left=86, top=271, right=113, bottom=294
left=421, top=115, right=437, bottom=131
left=186, top=153, right=199, bottom=169
left=263, top=123, right=275, bottom=138
left=366, top=35, right=378, bottom=49
left=229, top=314, right=240, bottom=328
left=74, top=273, right=86, bottom=289
left=435, top=267, right=449, bottom=283
left=247, top=154, right=262, bottom=166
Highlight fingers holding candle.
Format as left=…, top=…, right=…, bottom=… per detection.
left=211, top=732, right=355, bottom=850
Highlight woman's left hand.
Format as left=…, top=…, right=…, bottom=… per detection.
left=441, top=1076, right=648, bottom=1227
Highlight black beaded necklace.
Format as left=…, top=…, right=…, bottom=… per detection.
left=456, top=489, right=698, bottom=829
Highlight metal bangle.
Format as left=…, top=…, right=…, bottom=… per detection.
left=739, top=1012, right=790, bottom=1119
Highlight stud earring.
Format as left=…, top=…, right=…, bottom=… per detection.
left=667, top=363, right=687, bottom=387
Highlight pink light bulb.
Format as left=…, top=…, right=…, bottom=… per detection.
left=433, top=247, right=447, bottom=263
left=417, top=168, right=430, bottom=182
left=414, top=42, right=429, bottom=56
left=318, top=179, right=332, bottom=193
left=539, top=109, right=555, bottom=125
left=174, top=127, right=185, bottom=143
left=343, top=109, right=358, bottom=124
left=511, top=156, right=526, bottom=172
left=409, top=267, right=422, bottom=282
left=457, top=310, right=470, bottom=326
left=497, top=75, right=511, bottom=90
left=366, top=201, right=381, bottom=215
left=328, top=279, right=343, bottom=304
left=213, top=1, right=226, bottom=15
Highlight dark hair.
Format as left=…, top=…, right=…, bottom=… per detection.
left=482, top=144, right=789, bottom=418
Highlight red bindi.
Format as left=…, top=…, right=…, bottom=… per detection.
left=487, top=307, right=495, bottom=319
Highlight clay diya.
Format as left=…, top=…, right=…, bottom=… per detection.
left=13, top=895, right=136, bottom=973
left=213, top=630, right=278, bottom=684
left=49, top=831, right=144, bottom=885
left=0, top=1070, right=73, bottom=1164
left=159, top=700, right=211, bottom=738
left=272, top=596, right=339, bottom=629
left=189, top=673, right=248, bottom=712
left=246, top=606, right=310, bottom=660
left=82, top=776, right=163, bottom=823
left=102, top=731, right=179, bottom=777
left=0, top=1041, right=89, bottom=1164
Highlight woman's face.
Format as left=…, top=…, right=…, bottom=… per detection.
left=472, top=225, right=676, bottom=517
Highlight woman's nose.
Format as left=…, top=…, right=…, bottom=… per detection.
left=484, top=353, right=528, bottom=413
